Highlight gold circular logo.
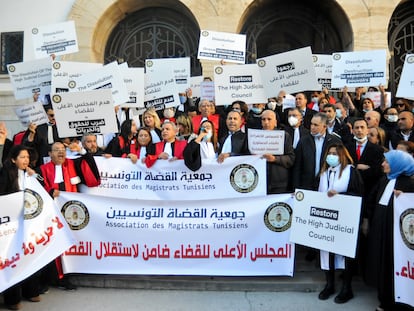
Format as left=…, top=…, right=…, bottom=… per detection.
left=146, top=60, right=153, bottom=68
left=230, top=164, right=258, bottom=193
left=24, top=189, right=43, bottom=220
left=8, top=65, right=16, bottom=73
left=68, top=80, right=76, bottom=88
left=32, top=28, right=39, bottom=35
left=264, top=202, right=292, bottom=232
left=257, top=59, right=266, bottom=67
left=295, top=191, right=304, bottom=201
left=215, top=67, right=223, bottom=75
left=407, top=56, right=414, bottom=64
left=52, top=95, right=61, bottom=103
left=53, top=62, right=61, bottom=70
left=61, top=200, right=89, bottom=230
left=333, top=54, right=341, bottom=61
left=400, top=208, right=414, bottom=250
left=202, top=31, right=209, bottom=37
left=313, top=55, right=318, bottom=63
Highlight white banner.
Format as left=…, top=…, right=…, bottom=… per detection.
left=290, top=189, right=362, bottom=258
left=198, top=30, right=246, bottom=64
left=248, top=129, right=285, bottom=155
left=257, top=47, right=319, bottom=97
left=119, top=65, right=145, bottom=108
left=394, top=193, right=414, bottom=307
left=51, top=61, right=102, bottom=94
left=396, top=54, right=414, bottom=100
left=31, top=20, right=79, bottom=59
left=144, top=59, right=180, bottom=110
left=0, top=177, right=74, bottom=292
left=51, top=89, right=118, bottom=137
left=313, top=54, right=332, bottom=89
left=214, top=64, right=267, bottom=105
left=14, top=102, right=49, bottom=127
left=69, top=61, right=129, bottom=105
left=80, top=155, right=267, bottom=200
left=7, top=58, right=52, bottom=100
left=331, top=50, right=387, bottom=88
left=190, top=76, right=203, bottom=98
left=58, top=192, right=294, bottom=276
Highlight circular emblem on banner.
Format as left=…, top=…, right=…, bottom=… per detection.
left=313, top=55, right=318, bottom=62
left=264, top=202, right=292, bottom=232
left=333, top=54, right=341, bottom=61
left=407, top=56, right=414, bottom=64
left=295, top=191, right=304, bottom=201
left=146, top=60, right=153, bottom=67
left=53, top=62, right=61, bottom=70
left=61, top=200, right=89, bottom=230
left=202, top=30, right=209, bottom=37
left=68, top=80, right=76, bottom=89
left=400, top=208, right=414, bottom=250
left=215, top=66, right=223, bottom=75
left=230, top=164, right=258, bottom=193
left=32, top=28, right=39, bottom=35
left=257, top=59, right=266, bottom=67
left=52, top=94, right=61, bottom=103
left=8, top=65, right=16, bottom=73
left=24, top=189, right=43, bottom=220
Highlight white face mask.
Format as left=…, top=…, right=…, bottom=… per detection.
left=267, top=102, right=276, bottom=110
left=386, top=115, right=398, bottom=123
left=354, top=135, right=367, bottom=143
left=335, top=109, right=343, bottom=119
left=288, top=116, right=299, bottom=127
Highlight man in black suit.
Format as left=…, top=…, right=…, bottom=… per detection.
left=284, top=107, right=309, bottom=149
left=295, top=92, right=316, bottom=130
left=22, top=105, right=60, bottom=166
left=293, top=112, right=342, bottom=191
left=217, top=110, right=249, bottom=163
left=389, top=111, right=414, bottom=149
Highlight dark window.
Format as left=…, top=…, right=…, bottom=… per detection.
left=1, top=32, right=24, bottom=74
left=105, top=7, right=201, bottom=76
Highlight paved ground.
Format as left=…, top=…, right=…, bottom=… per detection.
left=1, top=287, right=379, bottom=311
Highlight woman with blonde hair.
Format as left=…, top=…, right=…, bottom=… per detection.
left=141, top=108, right=162, bottom=143
left=368, top=126, right=387, bottom=152
left=176, top=114, right=197, bottom=142
left=317, top=143, right=363, bottom=304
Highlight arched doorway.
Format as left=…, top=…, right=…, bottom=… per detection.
left=104, top=6, right=201, bottom=76
left=388, top=0, right=414, bottom=97
left=239, top=0, right=353, bottom=63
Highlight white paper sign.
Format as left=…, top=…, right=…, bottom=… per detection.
left=258, top=47, right=319, bottom=97
left=151, top=57, right=191, bottom=92
left=214, top=64, right=266, bottom=105
left=14, top=102, right=48, bottom=127
left=248, top=129, right=285, bottom=155
left=393, top=193, right=414, bottom=307
left=31, top=21, right=79, bottom=58
left=396, top=54, right=414, bottom=100
left=290, top=189, right=362, bottom=258
left=363, top=91, right=392, bottom=109
left=313, top=54, right=332, bottom=89
left=51, top=89, right=118, bottom=137
left=331, top=50, right=387, bottom=88
left=119, top=66, right=145, bottom=108
left=7, top=58, right=52, bottom=100
left=69, top=61, right=129, bottom=105
left=200, top=81, right=215, bottom=101
left=198, top=30, right=246, bottom=64
left=144, top=59, right=180, bottom=110
left=190, top=76, right=204, bottom=98
left=51, top=61, right=102, bottom=93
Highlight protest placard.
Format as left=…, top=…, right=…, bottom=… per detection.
left=14, top=102, right=49, bottom=127
left=248, top=129, right=285, bottom=155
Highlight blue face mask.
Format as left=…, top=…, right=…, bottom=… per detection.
left=202, top=131, right=213, bottom=141
left=326, top=154, right=340, bottom=167
left=335, top=109, right=342, bottom=119
left=251, top=107, right=263, bottom=115
left=179, top=96, right=187, bottom=104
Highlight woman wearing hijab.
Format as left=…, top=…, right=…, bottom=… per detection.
left=317, top=144, right=363, bottom=303
left=365, top=150, right=414, bottom=311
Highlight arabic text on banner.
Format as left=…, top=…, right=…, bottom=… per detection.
left=58, top=192, right=294, bottom=276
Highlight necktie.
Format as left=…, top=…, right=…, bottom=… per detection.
left=356, top=144, right=361, bottom=161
